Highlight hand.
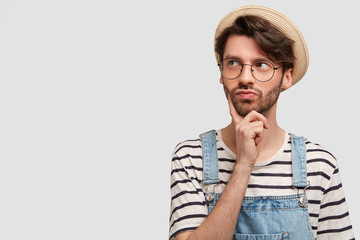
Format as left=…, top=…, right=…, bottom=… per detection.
left=228, top=95, right=269, bottom=167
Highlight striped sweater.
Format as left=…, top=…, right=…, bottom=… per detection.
left=169, top=130, right=354, bottom=239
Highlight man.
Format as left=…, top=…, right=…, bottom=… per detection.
left=169, top=5, right=354, bottom=240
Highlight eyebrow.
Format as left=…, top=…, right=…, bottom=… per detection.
left=223, top=55, right=273, bottom=63
left=223, top=55, right=242, bottom=61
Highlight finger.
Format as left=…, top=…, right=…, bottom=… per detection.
left=227, top=94, right=243, bottom=122
left=244, top=121, right=265, bottom=137
left=254, top=126, right=264, bottom=145
left=244, top=110, right=270, bottom=129
left=239, top=121, right=264, bottom=146
left=254, top=135, right=262, bottom=145
left=227, top=94, right=236, bottom=116
left=249, top=122, right=264, bottom=145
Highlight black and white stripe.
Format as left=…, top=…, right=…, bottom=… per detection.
left=169, top=130, right=354, bottom=240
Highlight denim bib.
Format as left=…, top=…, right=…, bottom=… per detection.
left=200, top=130, right=314, bottom=240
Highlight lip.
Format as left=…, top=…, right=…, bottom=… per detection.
left=235, top=90, right=258, bottom=100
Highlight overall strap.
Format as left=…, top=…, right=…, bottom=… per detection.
left=200, top=130, right=219, bottom=185
left=290, top=133, right=308, bottom=189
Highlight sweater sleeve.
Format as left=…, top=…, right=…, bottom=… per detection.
left=316, top=165, right=355, bottom=240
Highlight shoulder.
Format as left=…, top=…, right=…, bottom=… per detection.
left=289, top=133, right=338, bottom=173
left=171, top=135, right=203, bottom=169
left=305, top=138, right=337, bottom=169
left=173, top=137, right=202, bottom=156
left=301, top=137, right=339, bottom=186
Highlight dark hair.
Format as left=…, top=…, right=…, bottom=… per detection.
left=215, top=15, right=295, bottom=71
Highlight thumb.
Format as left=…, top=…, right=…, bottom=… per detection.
left=228, top=94, right=243, bottom=122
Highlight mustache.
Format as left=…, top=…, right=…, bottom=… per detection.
left=231, top=85, right=262, bottom=95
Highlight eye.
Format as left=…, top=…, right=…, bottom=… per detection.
left=253, top=61, right=272, bottom=72
left=229, top=60, right=239, bottom=66
left=225, top=59, right=241, bottom=68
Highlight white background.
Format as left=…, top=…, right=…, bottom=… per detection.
left=0, top=0, right=358, bottom=239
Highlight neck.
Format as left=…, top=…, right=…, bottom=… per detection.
left=221, top=108, right=285, bottom=162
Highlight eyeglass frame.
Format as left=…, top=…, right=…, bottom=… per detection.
left=217, top=58, right=281, bottom=82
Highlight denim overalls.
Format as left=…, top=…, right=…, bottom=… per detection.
left=200, top=130, right=315, bottom=240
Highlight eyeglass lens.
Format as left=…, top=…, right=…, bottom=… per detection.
left=220, top=59, right=275, bottom=82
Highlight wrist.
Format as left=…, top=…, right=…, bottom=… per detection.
left=234, top=157, right=255, bottom=172
left=232, top=161, right=253, bottom=180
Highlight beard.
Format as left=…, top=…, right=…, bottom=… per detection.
left=223, top=80, right=283, bottom=118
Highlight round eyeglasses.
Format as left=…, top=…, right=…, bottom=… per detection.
left=218, top=59, right=281, bottom=82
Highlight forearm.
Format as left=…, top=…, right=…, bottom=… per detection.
left=177, top=108, right=266, bottom=240
left=183, top=163, right=252, bottom=240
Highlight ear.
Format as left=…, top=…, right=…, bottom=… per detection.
left=281, top=68, right=293, bottom=91
left=220, top=76, right=224, bottom=84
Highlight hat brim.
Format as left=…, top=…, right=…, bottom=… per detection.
left=215, top=5, right=309, bottom=87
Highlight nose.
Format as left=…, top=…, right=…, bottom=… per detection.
left=238, top=64, right=256, bottom=85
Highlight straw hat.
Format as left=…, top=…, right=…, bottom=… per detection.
left=215, top=5, right=309, bottom=87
